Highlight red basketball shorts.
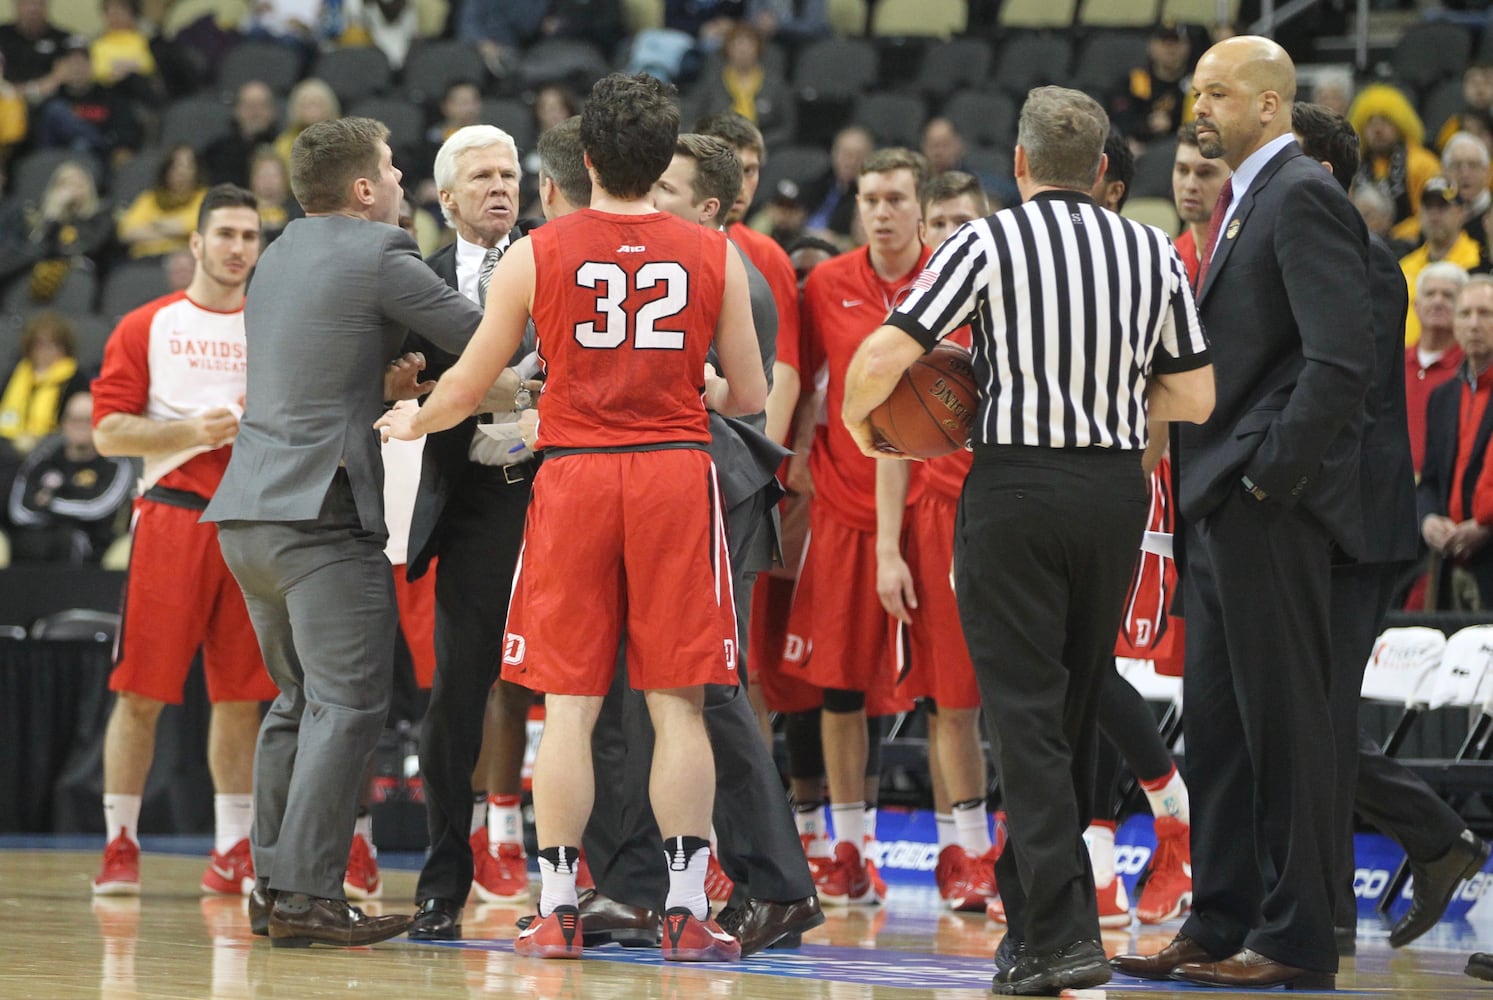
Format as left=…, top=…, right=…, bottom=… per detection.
left=750, top=573, right=822, bottom=713
left=895, top=490, right=980, bottom=709
left=782, top=502, right=912, bottom=716
left=392, top=560, right=437, bottom=689
left=111, top=498, right=277, bottom=705
left=500, top=450, right=737, bottom=696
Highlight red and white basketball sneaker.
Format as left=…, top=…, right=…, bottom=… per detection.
left=986, top=893, right=1006, bottom=923
left=514, top=904, right=582, bottom=959
left=93, top=832, right=141, bottom=897
left=575, top=850, right=594, bottom=891
left=472, top=832, right=530, bottom=903
left=342, top=832, right=382, bottom=900
left=201, top=838, right=254, bottom=896
left=1136, top=815, right=1193, bottom=924
left=935, top=845, right=997, bottom=912
left=819, top=841, right=880, bottom=906
left=661, top=908, right=742, bottom=962
left=704, top=852, right=735, bottom=902
left=1096, top=872, right=1132, bottom=928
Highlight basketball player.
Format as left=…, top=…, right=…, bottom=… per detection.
left=784, top=147, right=928, bottom=906
left=89, top=185, right=276, bottom=898
left=874, top=170, right=998, bottom=913
left=377, top=72, right=766, bottom=962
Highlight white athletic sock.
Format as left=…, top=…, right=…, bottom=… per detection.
left=935, top=812, right=957, bottom=852
left=863, top=804, right=878, bottom=843
left=663, top=836, right=711, bottom=920
left=213, top=794, right=253, bottom=853
left=488, top=793, right=523, bottom=850
left=103, top=794, right=142, bottom=846
left=794, top=800, right=827, bottom=842
left=1084, top=821, right=1117, bottom=888
left=952, top=799, right=993, bottom=855
left=1140, top=764, right=1190, bottom=825
left=831, top=801, right=866, bottom=853
left=469, top=793, right=487, bottom=838
left=536, top=847, right=579, bottom=917
left=353, top=811, right=374, bottom=849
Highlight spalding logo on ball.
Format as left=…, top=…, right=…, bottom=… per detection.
left=868, top=342, right=978, bottom=459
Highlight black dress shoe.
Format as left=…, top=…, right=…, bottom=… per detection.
left=267, top=893, right=413, bottom=948
left=1467, top=952, right=1493, bottom=981
left=1111, top=932, right=1216, bottom=981
left=249, top=886, right=275, bottom=937
left=716, top=895, right=825, bottom=957
left=409, top=898, right=463, bottom=941
left=1173, top=947, right=1335, bottom=990
left=1390, top=829, right=1491, bottom=948
left=993, top=939, right=1109, bottom=996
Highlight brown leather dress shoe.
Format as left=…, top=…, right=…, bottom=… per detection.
left=1111, top=932, right=1215, bottom=980
left=1173, top=947, right=1335, bottom=990
left=267, top=893, right=413, bottom=948
left=717, top=895, right=825, bottom=956
left=248, top=886, right=274, bottom=937
left=578, top=890, right=659, bottom=947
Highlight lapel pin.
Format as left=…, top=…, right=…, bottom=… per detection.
left=1225, top=219, right=1241, bottom=239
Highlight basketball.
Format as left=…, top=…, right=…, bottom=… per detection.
left=868, top=342, right=978, bottom=459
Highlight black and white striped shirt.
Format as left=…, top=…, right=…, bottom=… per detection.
left=885, top=190, right=1210, bottom=450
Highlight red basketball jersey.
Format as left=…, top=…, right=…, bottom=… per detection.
left=529, top=208, right=728, bottom=450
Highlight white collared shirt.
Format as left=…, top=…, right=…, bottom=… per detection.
left=454, top=232, right=510, bottom=305
left=1210, top=131, right=1297, bottom=262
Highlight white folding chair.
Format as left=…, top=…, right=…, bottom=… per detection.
left=1360, top=626, right=1446, bottom=755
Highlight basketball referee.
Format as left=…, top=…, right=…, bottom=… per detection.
left=842, top=86, right=1214, bottom=996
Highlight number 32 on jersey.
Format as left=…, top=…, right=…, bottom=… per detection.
left=574, top=261, right=689, bottom=349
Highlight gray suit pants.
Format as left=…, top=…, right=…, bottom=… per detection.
left=216, top=473, right=396, bottom=899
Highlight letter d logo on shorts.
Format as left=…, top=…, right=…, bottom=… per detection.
left=502, top=633, right=526, bottom=665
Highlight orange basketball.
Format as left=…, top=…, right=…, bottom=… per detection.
left=868, top=341, right=978, bottom=459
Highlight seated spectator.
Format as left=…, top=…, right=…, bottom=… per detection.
left=764, top=177, right=804, bottom=246
left=1354, top=182, right=1414, bottom=258
left=1350, top=82, right=1441, bottom=244
left=414, top=79, right=482, bottom=181
left=91, top=0, right=158, bottom=104
left=116, top=143, right=205, bottom=259
left=537, top=0, right=623, bottom=55
left=1309, top=67, right=1353, bottom=118
left=34, top=35, right=143, bottom=163
left=1420, top=276, right=1493, bottom=608
left=340, top=0, right=419, bottom=70
left=1403, top=177, right=1483, bottom=346
left=243, top=0, right=321, bottom=62
left=0, top=0, right=70, bottom=100
left=163, top=245, right=193, bottom=291
left=1437, top=62, right=1493, bottom=152
left=1406, top=262, right=1469, bottom=476
left=1108, top=22, right=1193, bottom=152
left=0, top=157, right=112, bottom=303
left=458, top=0, right=545, bottom=78
left=0, top=310, right=90, bottom=452
left=746, top=0, right=828, bottom=48
left=248, top=146, right=301, bottom=244
left=272, top=77, right=339, bottom=168
left=204, top=80, right=278, bottom=187
left=787, top=233, right=838, bottom=287
left=5, top=390, right=132, bottom=563
left=686, top=20, right=794, bottom=150
left=1444, top=131, right=1493, bottom=249
left=799, top=123, right=871, bottom=240
left=666, top=0, right=743, bottom=52
left=0, top=55, right=26, bottom=159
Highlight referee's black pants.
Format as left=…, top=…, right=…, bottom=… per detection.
left=954, top=445, right=1147, bottom=956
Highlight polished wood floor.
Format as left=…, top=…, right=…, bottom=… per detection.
left=2, top=844, right=1490, bottom=999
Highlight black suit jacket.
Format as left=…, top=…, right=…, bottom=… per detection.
left=1177, top=141, right=1373, bottom=558
left=404, top=224, right=533, bottom=579
left=1359, top=235, right=1419, bottom=566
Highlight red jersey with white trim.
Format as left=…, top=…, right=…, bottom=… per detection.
left=728, top=222, right=800, bottom=374
left=531, top=209, right=726, bottom=450
left=801, top=245, right=930, bottom=529
left=1114, top=455, right=1179, bottom=658
left=90, top=291, right=247, bottom=498
left=921, top=325, right=974, bottom=500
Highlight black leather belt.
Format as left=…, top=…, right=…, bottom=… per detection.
left=143, top=484, right=210, bottom=511
left=475, top=457, right=537, bottom=484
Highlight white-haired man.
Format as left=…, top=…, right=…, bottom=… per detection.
left=404, top=123, right=546, bottom=939
left=1443, top=131, right=1492, bottom=246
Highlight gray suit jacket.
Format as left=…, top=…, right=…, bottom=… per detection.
left=204, top=216, right=484, bottom=536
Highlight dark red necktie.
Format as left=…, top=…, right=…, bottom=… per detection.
left=1194, top=177, right=1234, bottom=293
